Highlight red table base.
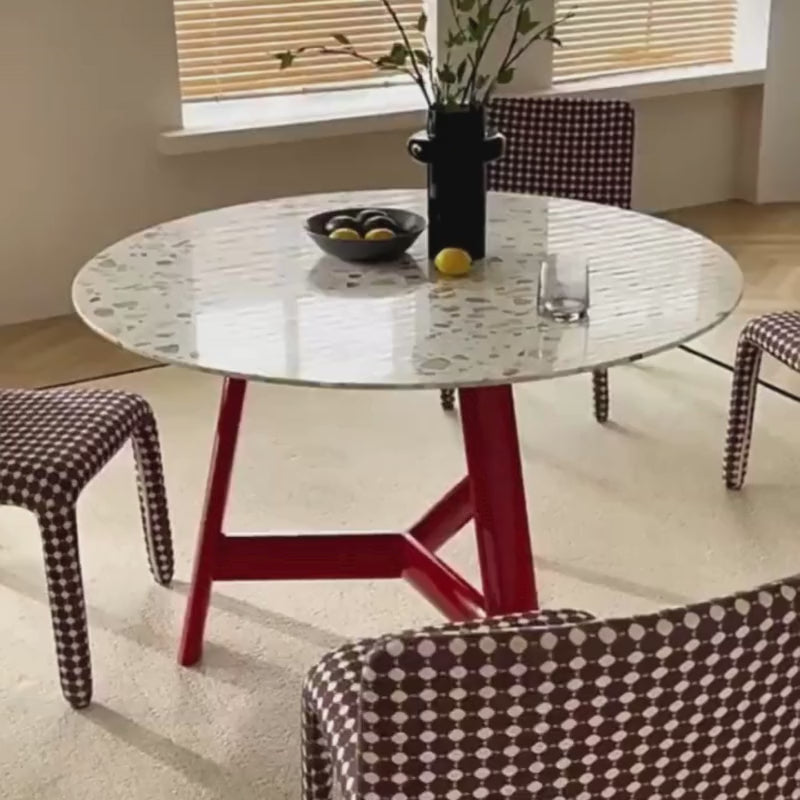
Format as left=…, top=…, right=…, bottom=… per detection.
left=179, top=378, right=538, bottom=666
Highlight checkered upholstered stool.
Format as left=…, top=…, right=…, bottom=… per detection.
left=302, top=608, right=594, bottom=800
left=302, top=576, right=800, bottom=800
left=0, top=388, right=173, bottom=708
left=439, top=97, right=635, bottom=422
left=724, top=311, right=800, bottom=489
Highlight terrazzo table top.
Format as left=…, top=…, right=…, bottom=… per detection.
left=73, top=190, right=743, bottom=389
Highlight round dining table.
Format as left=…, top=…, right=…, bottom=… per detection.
left=72, top=189, right=743, bottom=666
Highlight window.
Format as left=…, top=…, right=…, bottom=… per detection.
left=553, top=0, right=737, bottom=82
left=174, top=0, right=425, bottom=101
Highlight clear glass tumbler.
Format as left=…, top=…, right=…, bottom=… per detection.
left=537, top=252, right=590, bottom=322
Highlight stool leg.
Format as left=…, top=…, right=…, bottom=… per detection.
left=37, top=505, right=92, bottom=708
left=724, top=339, right=763, bottom=490
left=302, top=682, right=333, bottom=800
left=592, top=369, right=609, bottom=423
left=131, top=411, right=174, bottom=586
left=440, top=388, right=456, bottom=411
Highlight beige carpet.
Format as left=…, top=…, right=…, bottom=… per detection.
left=2, top=347, right=800, bottom=798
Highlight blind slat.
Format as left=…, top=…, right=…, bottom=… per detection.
left=556, top=54, right=730, bottom=80
left=560, top=12, right=735, bottom=31
left=181, top=69, right=404, bottom=98
left=176, top=0, right=421, bottom=12
left=174, top=0, right=425, bottom=100
left=558, top=44, right=733, bottom=68
left=177, top=17, right=420, bottom=41
left=178, top=31, right=411, bottom=58
left=180, top=43, right=409, bottom=73
left=556, top=0, right=736, bottom=11
left=558, top=32, right=736, bottom=56
left=176, top=4, right=422, bottom=23
left=554, top=0, right=737, bottom=82
left=558, top=28, right=735, bottom=49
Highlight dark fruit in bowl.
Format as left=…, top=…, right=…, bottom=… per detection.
left=305, top=207, right=426, bottom=263
left=362, top=215, right=398, bottom=234
left=325, top=214, right=360, bottom=234
left=355, top=208, right=388, bottom=226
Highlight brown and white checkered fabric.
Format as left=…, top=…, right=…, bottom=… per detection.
left=487, top=97, right=634, bottom=207
left=0, top=388, right=174, bottom=707
left=724, top=311, right=800, bottom=489
left=302, top=609, right=594, bottom=800
left=439, top=97, right=635, bottom=420
left=303, top=578, right=800, bottom=800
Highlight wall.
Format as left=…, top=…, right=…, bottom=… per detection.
left=631, top=89, right=749, bottom=213
left=1, top=0, right=757, bottom=325
left=757, top=0, right=800, bottom=203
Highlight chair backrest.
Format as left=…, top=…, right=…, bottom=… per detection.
left=357, top=575, right=800, bottom=799
left=488, top=96, right=635, bottom=209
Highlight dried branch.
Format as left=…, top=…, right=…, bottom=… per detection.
left=377, top=0, right=432, bottom=106
left=465, top=0, right=515, bottom=104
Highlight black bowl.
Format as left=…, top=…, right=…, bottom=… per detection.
left=305, top=207, right=426, bottom=263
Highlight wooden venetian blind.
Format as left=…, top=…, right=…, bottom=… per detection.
left=553, top=0, right=737, bottom=81
left=174, top=0, right=425, bottom=101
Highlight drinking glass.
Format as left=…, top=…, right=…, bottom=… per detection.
left=537, top=252, right=590, bottom=322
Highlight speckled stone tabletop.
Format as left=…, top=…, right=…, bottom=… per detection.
left=72, top=190, right=742, bottom=389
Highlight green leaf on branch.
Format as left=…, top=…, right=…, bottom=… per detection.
left=414, top=49, right=430, bottom=66
left=437, top=64, right=457, bottom=84
left=549, top=35, right=563, bottom=47
left=332, top=33, right=351, bottom=45
left=376, top=55, right=399, bottom=70
left=389, top=42, right=409, bottom=65
left=517, top=8, right=539, bottom=35
left=497, top=66, right=515, bottom=84
left=456, top=59, right=467, bottom=83
left=275, top=51, right=295, bottom=69
left=456, top=0, right=475, bottom=10
left=416, top=10, right=428, bottom=32
left=446, top=30, right=466, bottom=47
left=465, top=5, right=491, bottom=40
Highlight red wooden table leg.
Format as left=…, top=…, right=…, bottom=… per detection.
left=178, top=377, right=247, bottom=666
left=409, top=476, right=473, bottom=553
left=458, top=384, right=538, bottom=615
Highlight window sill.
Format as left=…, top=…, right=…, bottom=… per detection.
left=159, top=64, right=765, bottom=156
left=159, top=84, right=427, bottom=156
left=549, top=62, right=765, bottom=101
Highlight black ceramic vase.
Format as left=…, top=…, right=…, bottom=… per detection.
left=408, top=106, right=505, bottom=261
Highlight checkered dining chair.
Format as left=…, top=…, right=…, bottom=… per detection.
left=724, top=311, right=800, bottom=489
left=0, top=388, right=174, bottom=708
left=303, top=574, right=800, bottom=800
left=439, top=96, right=635, bottom=421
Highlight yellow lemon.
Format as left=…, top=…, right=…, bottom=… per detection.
left=329, top=228, right=361, bottom=240
left=364, top=227, right=396, bottom=241
left=435, top=248, right=472, bottom=276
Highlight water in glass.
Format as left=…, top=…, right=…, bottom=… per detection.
left=538, top=252, right=590, bottom=322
